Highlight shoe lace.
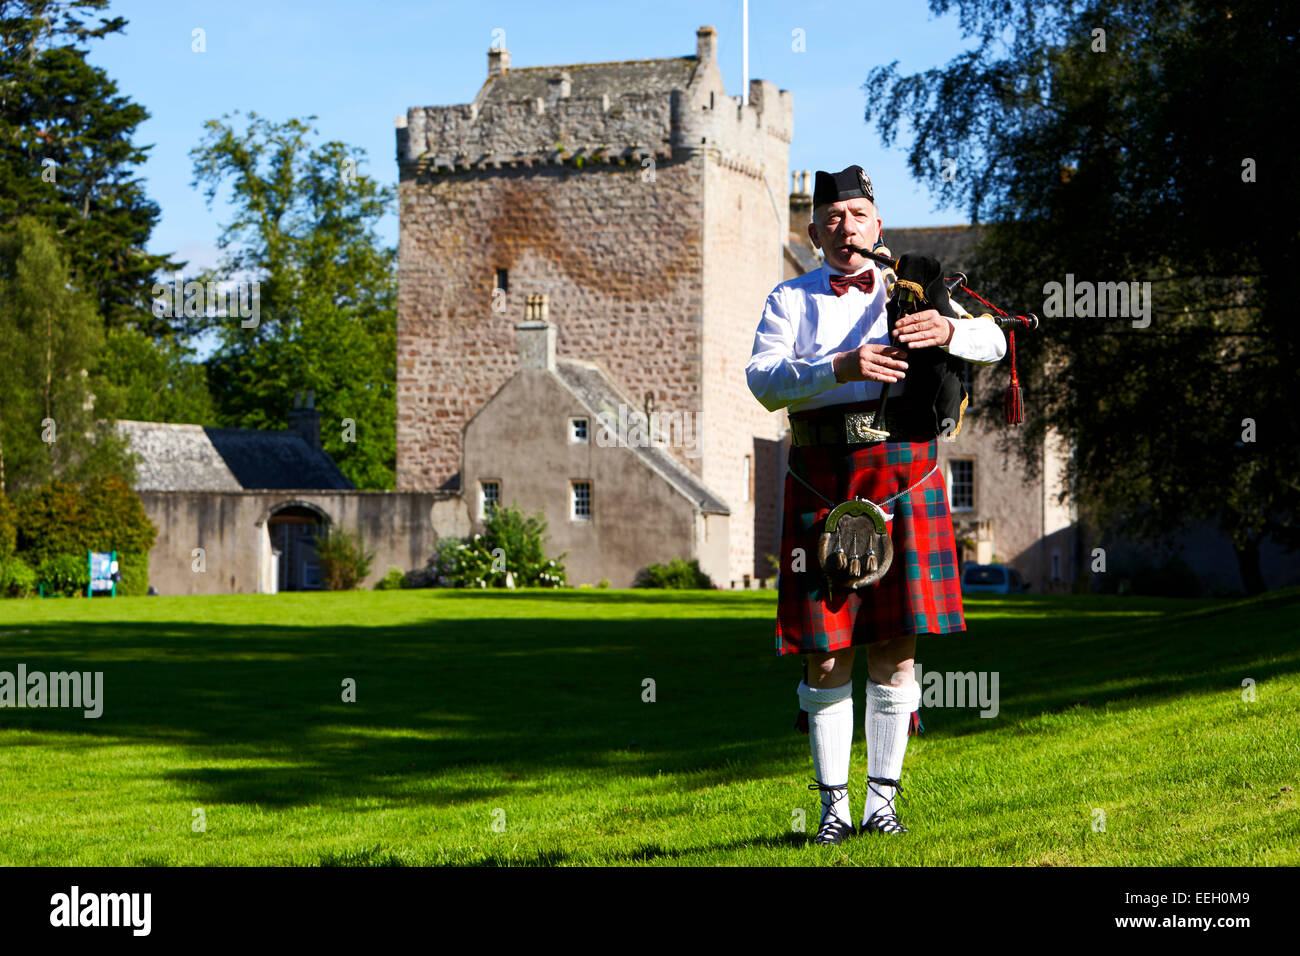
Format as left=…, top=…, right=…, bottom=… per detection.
left=808, top=780, right=851, bottom=835
left=864, top=776, right=907, bottom=833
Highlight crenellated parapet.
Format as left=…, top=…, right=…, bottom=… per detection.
left=396, top=25, right=791, bottom=177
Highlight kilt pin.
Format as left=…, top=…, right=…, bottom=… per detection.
left=775, top=435, right=965, bottom=657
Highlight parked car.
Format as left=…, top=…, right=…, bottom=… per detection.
left=961, top=563, right=1030, bottom=595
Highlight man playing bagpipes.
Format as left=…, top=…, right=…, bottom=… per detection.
left=746, top=166, right=1008, bottom=844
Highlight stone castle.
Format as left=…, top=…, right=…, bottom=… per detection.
left=395, top=25, right=792, bottom=585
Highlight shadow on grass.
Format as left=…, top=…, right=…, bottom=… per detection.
left=0, top=588, right=1296, bottom=813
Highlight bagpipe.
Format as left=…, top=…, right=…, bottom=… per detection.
left=849, top=238, right=1040, bottom=428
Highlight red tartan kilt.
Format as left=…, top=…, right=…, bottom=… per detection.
left=775, top=435, right=966, bottom=657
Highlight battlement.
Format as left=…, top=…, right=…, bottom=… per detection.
left=396, top=25, right=792, bottom=174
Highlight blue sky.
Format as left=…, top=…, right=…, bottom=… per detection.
left=87, top=0, right=978, bottom=276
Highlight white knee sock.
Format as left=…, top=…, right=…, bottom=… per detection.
left=798, top=680, right=853, bottom=826
left=863, top=678, right=921, bottom=825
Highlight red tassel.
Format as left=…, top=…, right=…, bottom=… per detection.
left=908, top=710, right=924, bottom=736
left=1004, top=380, right=1024, bottom=424
left=1004, top=327, right=1024, bottom=424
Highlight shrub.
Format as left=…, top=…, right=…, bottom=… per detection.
left=13, top=476, right=156, bottom=596
left=0, top=556, right=36, bottom=597
left=634, top=557, right=714, bottom=589
left=374, top=566, right=407, bottom=590
left=36, top=553, right=89, bottom=596
left=314, top=530, right=376, bottom=590
left=426, top=506, right=566, bottom=588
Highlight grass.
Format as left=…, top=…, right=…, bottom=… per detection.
left=0, top=587, right=1296, bottom=866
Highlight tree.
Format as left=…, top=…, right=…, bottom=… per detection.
left=187, top=111, right=397, bottom=489
left=100, top=325, right=216, bottom=425
left=0, top=0, right=181, bottom=334
left=0, top=215, right=132, bottom=493
left=865, top=0, right=1299, bottom=592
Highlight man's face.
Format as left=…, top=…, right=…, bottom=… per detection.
left=807, top=197, right=881, bottom=273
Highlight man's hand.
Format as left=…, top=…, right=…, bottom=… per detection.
left=892, top=309, right=954, bottom=349
left=833, top=343, right=909, bottom=384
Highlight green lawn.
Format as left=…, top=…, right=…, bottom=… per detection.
left=0, top=587, right=1296, bottom=866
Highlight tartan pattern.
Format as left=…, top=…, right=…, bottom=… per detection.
left=775, top=437, right=966, bottom=656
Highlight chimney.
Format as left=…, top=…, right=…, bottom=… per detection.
left=517, top=295, right=555, bottom=372
left=696, top=25, right=717, bottom=64
left=790, top=168, right=812, bottom=225
left=289, top=389, right=321, bottom=450
left=488, top=45, right=510, bottom=77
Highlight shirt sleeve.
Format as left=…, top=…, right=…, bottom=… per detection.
left=939, top=297, right=1008, bottom=366
left=746, top=288, right=842, bottom=413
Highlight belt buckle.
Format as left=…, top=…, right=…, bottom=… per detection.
left=844, top=412, right=890, bottom=444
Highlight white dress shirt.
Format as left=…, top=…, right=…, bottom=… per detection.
left=746, top=260, right=1008, bottom=414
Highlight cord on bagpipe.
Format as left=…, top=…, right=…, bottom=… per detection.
left=949, top=282, right=1037, bottom=426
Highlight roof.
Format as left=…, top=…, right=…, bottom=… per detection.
left=553, top=359, right=730, bottom=515
left=785, top=239, right=821, bottom=274
left=883, top=225, right=983, bottom=273
left=475, top=57, right=699, bottom=106
left=118, top=421, right=354, bottom=492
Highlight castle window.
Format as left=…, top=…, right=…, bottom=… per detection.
left=949, top=459, right=974, bottom=511
left=743, top=455, right=752, bottom=502
left=480, top=480, right=500, bottom=518
left=960, top=364, right=974, bottom=399
left=570, top=418, right=588, bottom=443
left=571, top=481, right=592, bottom=521
left=495, top=268, right=508, bottom=293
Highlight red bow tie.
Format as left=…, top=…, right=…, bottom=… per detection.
left=828, top=270, right=876, bottom=297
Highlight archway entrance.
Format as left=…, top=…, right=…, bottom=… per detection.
left=267, top=505, right=329, bottom=591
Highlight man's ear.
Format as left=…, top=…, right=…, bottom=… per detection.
left=806, top=221, right=821, bottom=250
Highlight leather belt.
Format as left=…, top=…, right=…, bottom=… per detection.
left=789, top=407, right=915, bottom=447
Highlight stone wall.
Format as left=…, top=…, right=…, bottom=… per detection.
left=138, top=491, right=445, bottom=595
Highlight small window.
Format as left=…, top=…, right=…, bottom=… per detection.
left=949, top=459, right=974, bottom=510
left=743, top=455, right=752, bottom=502
left=1051, top=553, right=1061, bottom=581
left=570, top=418, right=588, bottom=443
left=571, top=481, right=591, bottom=521
left=960, top=364, right=974, bottom=399
left=495, top=268, right=508, bottom=293
left=480, top=480, right=500, bottom=518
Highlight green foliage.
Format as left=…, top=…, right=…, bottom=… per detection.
left=186, top=112, right=397, bottom=489
left=864, top=0, right=1299, bottom=594
left=0, top=217, right=134, bottom=492
left=36, top=553, right=88, bottom=596
left=314, top=530, right=376, bottom=591
left=634, top=558, right=714, bottom=589
left=13, top=475, right=156, bottom=596
left=428, top=505, right=566, bottom=588
left=0, top=2, right=181, bottom=335
left=0, top=555, right=36, bottom=597
left=0, top=494, right=16, bottom=562
left=374, top=566, right=407, bottom=591
left=101, top=326, right=217, bottom=424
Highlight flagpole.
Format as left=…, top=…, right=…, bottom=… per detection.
left=742, top=0, right=749, bottom=105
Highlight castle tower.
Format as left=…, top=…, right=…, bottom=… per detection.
left=396, top=25, right=792, bottom=585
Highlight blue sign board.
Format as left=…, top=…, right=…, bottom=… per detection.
left=89, top=550, right=118, bottom=597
